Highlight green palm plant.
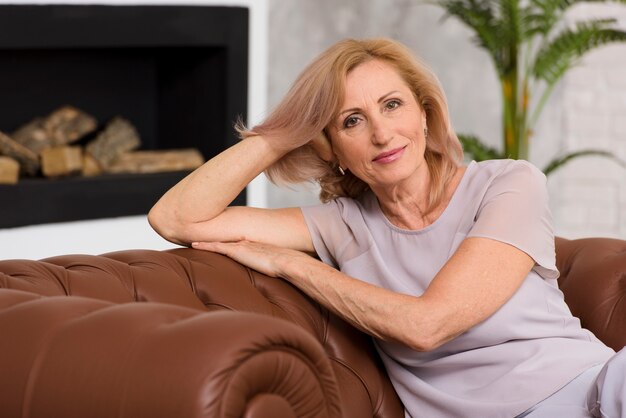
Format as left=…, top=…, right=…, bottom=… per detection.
left=434, top=0, right=626, bottom=174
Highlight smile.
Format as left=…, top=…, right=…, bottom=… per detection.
left=372, top=146, right=406, bottom=164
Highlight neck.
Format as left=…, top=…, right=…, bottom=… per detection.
left=372, top=164, right=466, bottom=230
left=371, top=165, right=432, bottom=230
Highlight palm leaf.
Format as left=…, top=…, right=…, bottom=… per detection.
left=527, top=0, right=598, bottom=37
left=435, top=0, right=508, bottom=75
left=533, top=20, right=626, bottom=85
left=527, top=0, right=626, bottom=37
left=495, top=0, right=523, bottom=71
left=542, top=150, right=626, bottom=175
left=526, top=0, right=566, bottom=38
left=434, top=0, right=626, bottom=175
left=458, top=134, right=504, bottom=161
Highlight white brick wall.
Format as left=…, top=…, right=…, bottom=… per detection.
left=548, top=4, right=626, bottom=239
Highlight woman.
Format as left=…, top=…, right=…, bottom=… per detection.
left=149, top=38, right=623, bottom=417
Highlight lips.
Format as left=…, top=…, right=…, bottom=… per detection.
left=373, top=146, right=406, bottom=164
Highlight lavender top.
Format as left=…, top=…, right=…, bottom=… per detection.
left=301, top=159, right=614, bottom=418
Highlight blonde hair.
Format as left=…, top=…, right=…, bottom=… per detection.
left=239, top=38, right=463, bottom=214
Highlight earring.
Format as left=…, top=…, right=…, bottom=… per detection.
left=338, top=166, right=346, bottom=176
left=424, top=127, right=428, bottom=139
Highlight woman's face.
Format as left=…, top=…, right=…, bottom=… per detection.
left=328, top=59, right=428, bottom=190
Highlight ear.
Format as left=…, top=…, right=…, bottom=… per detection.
left=310, top=130, right=336, bottom=162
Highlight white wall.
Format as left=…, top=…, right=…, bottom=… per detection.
left=0, top=216, right=173, bottom=259
left=0, top=0, right=269, bottom=259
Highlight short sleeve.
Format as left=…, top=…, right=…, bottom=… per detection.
left=467, top=160, right=559, bottom=280
left=300, top=197, right=373, bottom=269
left=300, top=200, right=349, bottom=268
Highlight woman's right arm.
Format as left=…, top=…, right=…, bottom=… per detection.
left=148, top=135, right=315, bottom=253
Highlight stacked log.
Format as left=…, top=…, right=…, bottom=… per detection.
left=12, top=106, right=97, bottom=153
left=0, top=156, right=19, bottom=184
left=107, top=149, right=205, bottom=174
left=41, top=146, right=83, bottom=177
left=0, top=106, right=205, bottom=184
left=84, top=117, right=141, bottom=175
left=0, top=131, right=39, bottom=176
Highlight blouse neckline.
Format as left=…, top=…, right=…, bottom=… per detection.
left=370, top=161, right=477, bottom=234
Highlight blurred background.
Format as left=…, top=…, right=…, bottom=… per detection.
left=265, top=0, right=626, bottom=240
left=0, top=0, right=624, bottom=259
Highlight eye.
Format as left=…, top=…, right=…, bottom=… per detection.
left=343, top=114, right=361, bottom=129
left=385, top=99, right=401, bottom=110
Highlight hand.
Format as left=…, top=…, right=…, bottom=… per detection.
left=309, top=131, right=335, bottom=162
left=191, top=240, right=311, bottom=278
left=256, top=130, right=335, bottom=162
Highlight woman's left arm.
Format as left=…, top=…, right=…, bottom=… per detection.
left=192, top=236, right=534, bottom=352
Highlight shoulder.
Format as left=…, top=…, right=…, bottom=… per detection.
left=459, top=159, right=547, bottom=209
left=476, top=158, right=545, bottom=180
left=469, top=159, right=551, bottom=222
left=481, top=159, right=545, bottom=182
left=474, top=159, right=547, bottom=195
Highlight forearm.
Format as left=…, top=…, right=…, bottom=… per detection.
left=149, top=135, right=286, bottom=239
left=279, top=256, right=442, bottom=351
left=279, top=237, right=534, bottom=352
left=191, top=240, right=451, bottom=351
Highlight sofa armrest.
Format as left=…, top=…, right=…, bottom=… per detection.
left=0, top=249, right=405, bottom=417
left=556, top=237, right=626, bottom=351
left=0, top=290, right=343, bottom=418
left=166, top=248, right=406, bottom=418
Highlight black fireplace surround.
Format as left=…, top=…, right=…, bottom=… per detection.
left=0, top=5, right=248, bottom=228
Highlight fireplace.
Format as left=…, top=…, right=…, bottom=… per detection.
left=0, top=4, right=248, bottom=228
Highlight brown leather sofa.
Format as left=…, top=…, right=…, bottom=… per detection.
left=0, top=236, right=624, bottom=418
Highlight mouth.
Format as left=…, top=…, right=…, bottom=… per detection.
left=372, top=146, right=407, bottom=164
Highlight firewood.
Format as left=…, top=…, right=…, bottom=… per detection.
left=82, top=153, right=103, bottom=177
left=0, top=156, right=19, bottom=184
left=12, top=106, right=97, bottom=154
left=11, top=117, right=49, bottom=154
left=0, top=131, right=39, bottom=175
left=41, top=146, right=83, bottom=177
left=44, top=106, right=97, bottom=146
left=107, top=149, right=204, bottom=174
left=85, top=117, right=141, bottom=168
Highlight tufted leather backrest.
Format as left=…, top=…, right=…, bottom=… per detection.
left=2, top=237, right=625, bottom=417
left=0, top=248, right=404, bottom=418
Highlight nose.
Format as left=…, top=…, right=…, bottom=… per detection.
left=370, top=114, right=392, bottom=146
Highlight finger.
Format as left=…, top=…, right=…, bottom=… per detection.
left=310, top=131, right=335, bottom=162
left=191, top=241, right=230, bottom=253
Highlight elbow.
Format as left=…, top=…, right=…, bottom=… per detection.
left=148, top=205, right=188, bottom=246
left=403, top=323, right=456, bottom=352
left=400, top=298, right=462, bottom=352
left=147, top=206, right=164, bottom=236
left=405, top=334, right=441, bottom=353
